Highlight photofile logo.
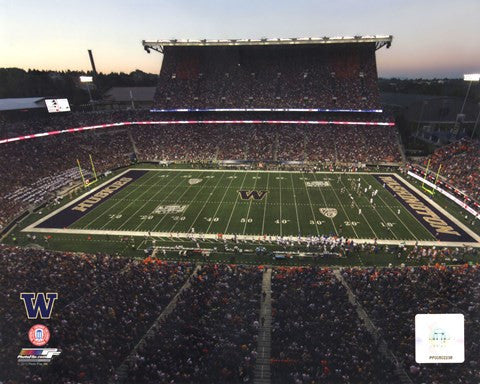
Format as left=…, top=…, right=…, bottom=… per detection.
left=20, top=292, right=58, bottom=319
left=415, top=313, right=464, bottom=363
left=17, top=348, right=61, bottom=365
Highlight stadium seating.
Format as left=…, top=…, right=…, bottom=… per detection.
left=0, top=112, right=402, bottom=230
left=423, top=138, right=480, bottom=201
left=0, top=246, right=193, bottom=383
left=271, top=267, right=398, bottom=383
left=3, top=247, right=477, bottom=383
left=155, top=44, right=380, bottom=109
left=126, top=264, right=262, bottom=383
left=343, top=265, right=480, bottom=384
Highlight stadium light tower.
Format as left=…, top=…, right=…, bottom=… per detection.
left=472, top=102, right=480, bottom=139
left=460, top=74, right=480, bottom=115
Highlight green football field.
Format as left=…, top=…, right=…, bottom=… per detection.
left=22, top=168, right=480, bottom=249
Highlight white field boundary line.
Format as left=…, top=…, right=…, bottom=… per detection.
left=133, top=168, right=399, bottom=175
left=19, top=227, right=480, bottom=248
left=21, top=170, right=480, bottom=247
left=393, top=174, right=480, bottom=244
left=24, top=169, right=132, bottom=231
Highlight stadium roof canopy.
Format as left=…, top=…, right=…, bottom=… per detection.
left=0, top=97, right=46, bottom=112
left=143, top=35, right=393, bottom=51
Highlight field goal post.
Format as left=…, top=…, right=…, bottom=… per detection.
left=77, top=154, right=98, bottom=188
left=421, top=159, right=442, bottom=196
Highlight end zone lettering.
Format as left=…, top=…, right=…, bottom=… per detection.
left=380, top=176, right=460, bottom=236
left=72, top=177, right=133, bottom=213
left=34, top=170, right=148, bottom=229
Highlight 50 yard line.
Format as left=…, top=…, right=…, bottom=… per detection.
left=261, top=173, right=270, bottom=236
left=242, top=172, right=259, bottom=235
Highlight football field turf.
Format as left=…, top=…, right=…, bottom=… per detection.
left=23, top=168, right=480, bottom=248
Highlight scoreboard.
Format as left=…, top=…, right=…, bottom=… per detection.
left=45, top=99, right=71, bottom=113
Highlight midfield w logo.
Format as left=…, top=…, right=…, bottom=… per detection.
left=20, top=293, right=58, bottom=319
left=238, top=190, right=268, bottom=200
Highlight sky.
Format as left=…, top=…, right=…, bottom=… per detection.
left=1, top=0, right=479, bottom=78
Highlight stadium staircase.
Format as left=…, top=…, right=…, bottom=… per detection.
left=254, top=267, right=272, bottom=384
left=128, top=129, right=139, bottom=158
left=110, top=263, right=202, bottom=384
left=333, top=269, right=413, bottom=384
left=397, top=132, right=407, bottom=163
left=273, top=134, right=279, bottom=162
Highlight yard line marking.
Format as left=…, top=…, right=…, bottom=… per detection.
left=151, top=172, right=209, bottom=233
left=328, top=174, right=359, bottom=238
left=83, top=171, right=159, bottom=229
left=340, top=177, right=380, bottom=239
left=186, top=172, right=227, bottom=234
left=311, top=173, right=338, bottom=235
left=290, top=173, right=301, bottom=235
left=355, top=175, right=398, bottom=240
left=371, top=177, right=420, bottom=241
left=243, top=172, right=260, bottom=235
left=224, top=172, right=249, bottom=234
left=117, top=172, right=184, bottom=230
left=261, top=173, right=270, bottom=236
left=302, top=172, right=320, bottom=236
left=279, top=172, right=283, bottom=236
left=206, top=173, right=238, bottom=233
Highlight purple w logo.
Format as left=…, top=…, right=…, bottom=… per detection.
left=238, top=190, right=268, bottom=200
left=20, top=293, right=58, bottom=319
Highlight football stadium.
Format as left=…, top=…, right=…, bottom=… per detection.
left=1, top=2, right=480, bottom=383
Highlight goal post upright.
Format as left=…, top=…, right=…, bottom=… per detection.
left=89, top=154, right=98, bottom=183
left=77, top=159, right=87, bottom=187
left=421, top=159, right=442, bottom=196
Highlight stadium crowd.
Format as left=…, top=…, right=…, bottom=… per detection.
left=156, top=44, right=380, bottom=109
left=344, top=265, right=480, bottom=384
left=1, top=247, right=479, bottom=383
left=0, top=116, right=401, bottom=230
left=0, top=246, right=193, bottom=384
left=423, top=138, right=480, bottom=201
left=125, top=264, right=262, bottom=383
left=271, top=267, right=398, bottom=383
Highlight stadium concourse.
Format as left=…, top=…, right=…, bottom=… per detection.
left=1, top=36, right=480, bottom=384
